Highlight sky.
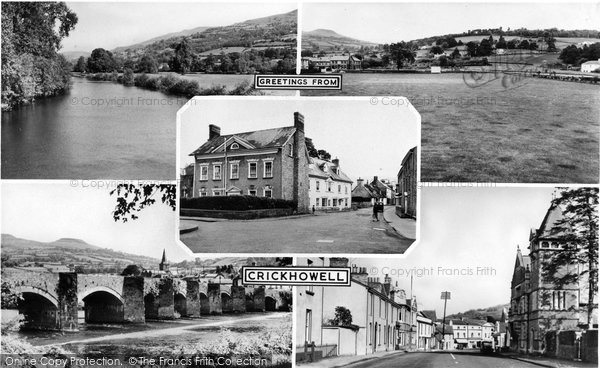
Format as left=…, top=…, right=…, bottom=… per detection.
left=346, top=186, right=556, bottom=316
left=1, top=181, right=191, bottom=262
left=179, top=97, right=420, bottom=184
left=303, top=2, right=600, bottom=44
left=61, top=2, right=297, bottom=52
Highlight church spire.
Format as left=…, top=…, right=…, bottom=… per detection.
left=159, top=249, right=169, bottom=271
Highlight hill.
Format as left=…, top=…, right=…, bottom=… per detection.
left=302, top=29, right=378, bottom=51
left=1, top=234, right=160, bottom=272
left=445, top=303, right=510, bottom=322
left=113, top=26, right=210, bottom=53
left=1, top=234, right=99, bottom=250
left=60, top=50, right=90, bottom=61
left=112, top=9, right=297, bottom=62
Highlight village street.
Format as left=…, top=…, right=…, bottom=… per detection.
left=180, top=207, right=415, bottom=253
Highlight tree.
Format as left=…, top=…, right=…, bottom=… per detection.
left=317, top=149, right=331, bottom=161
left=137, top=54, right=158, bottom=73
left=450, top=48, right=461, bottom=59
left=305, top=137, right=318, bottom=157
left=541, top=188, right=598, bottom=329
left=122, top=68, right=134, bottom=86
left=121, top=264, right=148, bottom=277
left=73, top=56, right=86, bottom=72
left=431, top=45, right=444, bottom=55
left=559, top=45, right=582, bottom=65
left=173, top=37, right=192, bottom=74
left=466, top=41, right=478, bottom=57
left=477, top=38, right=493, bottom=56
left=87, top=48, right=117, bottom=72
left=389, top=42, right=416, bottom=69
left=2, top=2, right=78, bottom=109
left=496, top=35, right=507, bottom=49
left=110, top=184, right=176, bottom=222
left=518, top=39, right=530, bottom=50
left=331, top=306, right=353, bottom=326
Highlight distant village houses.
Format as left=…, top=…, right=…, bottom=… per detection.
left=351, top=177, right=395, bottom=207
left=301, top=54, right=362, bottom=72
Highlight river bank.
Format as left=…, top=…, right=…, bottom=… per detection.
left=82, top=72, right=260, bottom=98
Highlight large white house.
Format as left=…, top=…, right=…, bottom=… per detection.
left=309, top=157, right=353, bottom=210
left=581, top=59, right=600, bottom=73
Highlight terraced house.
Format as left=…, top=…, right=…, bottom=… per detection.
left=309, top=157, right=353, bottom=210
left=190, top=112, right=310, bottom=212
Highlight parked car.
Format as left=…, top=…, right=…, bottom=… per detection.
left=480, top=341, right=494, bottom=354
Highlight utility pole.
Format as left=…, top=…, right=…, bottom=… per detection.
left=441, top=291, right=451, bottom=350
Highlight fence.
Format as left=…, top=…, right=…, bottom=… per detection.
left=544, top=329, right=598, bottom=363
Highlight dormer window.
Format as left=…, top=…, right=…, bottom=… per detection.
left=230, top=142, right=239, bottom=150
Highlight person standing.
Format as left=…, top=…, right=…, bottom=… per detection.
left=372, top=201, right=379, bottom=221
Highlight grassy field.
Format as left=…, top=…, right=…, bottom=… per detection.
left=303, top=73, right=599, bottom=183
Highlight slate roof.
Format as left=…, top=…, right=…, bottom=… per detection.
left=421, top=310, right=437, bottom=321
left=352, top=182, right=376, bottom=199
left=190, top=126, right=296, bottom=156
left=435, top=324, right=454, bottom=334
left=534, top=204, right=567, bottom=239
left=309, top=157, right=353, bottom=183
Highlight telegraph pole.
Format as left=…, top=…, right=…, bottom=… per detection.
left=441, top=291, right=451, bottom=350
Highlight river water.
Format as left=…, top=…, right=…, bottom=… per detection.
left=1, top=74, right=286, bottom=180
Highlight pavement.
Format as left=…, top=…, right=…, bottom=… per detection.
left=296, top=350, right=405, bottom=368
left=179, top=207, right=415, bottom=253
left=501, top=352, right=598, bottom=368
left=382, top=206, right=416, bottom=239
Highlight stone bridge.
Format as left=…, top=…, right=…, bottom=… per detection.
left=3, top=268, right=292, bottom=331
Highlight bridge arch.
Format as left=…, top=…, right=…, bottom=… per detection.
left=199, top=291, right=210, bottom=315
left=79, top=286, right=123, bottom=304
left=80, top=287, right=125, bottom=323
left=174, top=292, right=187, bottom=317
left=265, top=295, right=277, bottom=311
left=15, top=286, right=59, bottom=308
left=15, top=286, right=60, bottom=330
left=221, top=291, right=233, bottom=313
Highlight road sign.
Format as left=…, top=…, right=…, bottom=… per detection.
left=441, top=291, right=451, bottom=299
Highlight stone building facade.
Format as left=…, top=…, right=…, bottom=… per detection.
left=296, top=257, right=418, bottom=362
left=309, top=157, right=353, bottom=210
left=189, top=112, right=310, bottom=212
left=397, top=146, right=417, bottom=218
left=508, top=201, right=598, bottom=355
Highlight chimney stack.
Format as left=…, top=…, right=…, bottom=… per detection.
left=294, top=112, right=304, bottom=133
left=332, top=158, right=339, bottom=166
left=329, top=257, right=349, bottom=268
left=209, top=124, right=221, bottom=140
left=357, top=178, right=364, bottom=186
left=351, top=266, right=369, bottom=284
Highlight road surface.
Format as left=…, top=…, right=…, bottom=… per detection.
left=347, top=351, right=544, bottom=368
left=180, top=208, right=414, bottom=253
